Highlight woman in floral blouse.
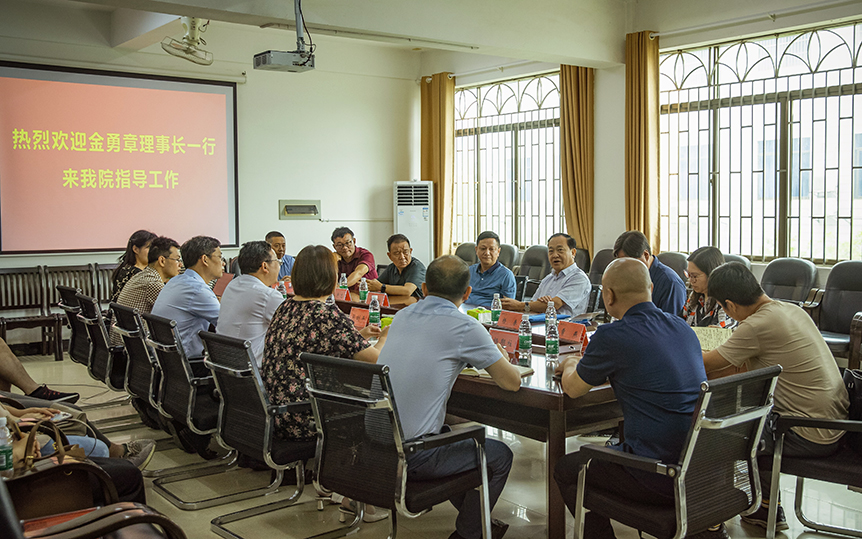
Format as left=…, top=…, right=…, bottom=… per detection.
left=261, top=244, right=388, bottom=442
left=681, top=246, right=737, bottom=330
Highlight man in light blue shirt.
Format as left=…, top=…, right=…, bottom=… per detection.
left=265, top=231, right=295, bottom=281
left=218, top=241, right=285, bottom=366
left=466, top=231, right=516, bottom=307
left=152, top=235, right=222, bottom=359
left=501, top=233, right=590, bottom=316
left=380, top=255, right=521, bottom=539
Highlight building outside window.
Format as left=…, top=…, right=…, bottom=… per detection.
left=454, top=73, right=562, bottom=249
left=659, top=20, right=862, bottom=263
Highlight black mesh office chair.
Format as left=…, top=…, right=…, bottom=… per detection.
left=57, top=285, right=90, bottom=366
left=589, top=249, right=614, bottom=285
left=656, top=252, right=689, bottom=284
left=111, top=303, right=162, bottom=414
left=498, top=244, right=520, bottom=270
left=760, top=258, right=819, bottom=304
left=301, top=353, right=494, bottom=539
left=455, top=243, right=478, bottom=265
left=199, top=332, right=320, bottom=539
left=572, top=366, right=781, bottom=539
left=803, top=260, right=862, bottom=370
left=76, top=293, right=127, bottom=392
left=722, top=253, right=751, bottom=269
left=142, top=312, right=238, bottom=510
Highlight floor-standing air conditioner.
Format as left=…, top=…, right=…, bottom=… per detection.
left=394, top=181, right=434, bottom=264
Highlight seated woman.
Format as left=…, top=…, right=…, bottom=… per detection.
left=110, top=229, right=157, bottom=303
left=261, top=244, right=388, bottom=521
left=681, top=246, right=737, bottom=330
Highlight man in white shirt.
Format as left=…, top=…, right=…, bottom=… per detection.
left=501, top=233, right=590, bottom=316
left=218, top=241, right=285, bottom=365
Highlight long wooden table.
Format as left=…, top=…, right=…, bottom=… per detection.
left=447, top=348, right=620, bottom=539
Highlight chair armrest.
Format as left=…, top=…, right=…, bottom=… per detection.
left=268, top=401, right=311, bottom=415
left=27, top=506, right=187, bottom=539
left=774, top=416, right=862, bottom=435
left=404, top=424, right=486, bottom=456
left=23, top=503, right=140, bottom=535
left=579, top=444, right=679, bottom=477
left=801, top=288, right=824, bottom=325
left=190, top=375, right=214, bottom=387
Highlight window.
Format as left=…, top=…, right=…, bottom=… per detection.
left=454, top=73, right=561, bottom=249
left=659, top=21, right=862, bottom=263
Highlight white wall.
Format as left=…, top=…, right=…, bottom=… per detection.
left=0, top=1, right=422, bottom=268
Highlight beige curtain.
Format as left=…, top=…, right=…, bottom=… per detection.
left=560, top=65, right=595, bottom=256
left=421, top=72, right=455, bottom=257
left=625, top=31, right=661, bottom=251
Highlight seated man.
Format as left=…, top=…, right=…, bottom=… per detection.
left=265, top=230, right=295, bottom=281
left=332, top=226, right=377, bottom=288
left=379, top=255, right=521, bottom=539
left=703, top=263, right=849, bottom=531
left=0, top=337, right=78, bottom=403
left=152, top=235, right=222, bottom=359
left=554, top=258, right=710, bottom=539
left=501, top=233, right=590, bottom=316
left=613, top=230, right=686, bottom=315
left=113, top=235, right=181, bottom=344
left=367, top=233, right=426, bottom=299
left=218, top=241, right=285, bottom=365
left=466, top=231, right=516, bottom=307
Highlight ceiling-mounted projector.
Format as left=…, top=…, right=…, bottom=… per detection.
left=255, top=0, right=314, bottom=73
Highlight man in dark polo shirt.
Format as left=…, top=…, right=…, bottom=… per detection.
left=331, top=226, right=378, bottom=288
left=367, top=233, right=426, bottom=298
left=554, top=258, right=714, bottom=538
left=613, top=230, right=686, bottom=315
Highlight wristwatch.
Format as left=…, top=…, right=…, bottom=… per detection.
left=381, top=284, right=387, bottom=294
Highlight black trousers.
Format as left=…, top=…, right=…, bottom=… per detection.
left=554, top=449, right=674, bottom=539
left=90, top=457, right=146, bottom=505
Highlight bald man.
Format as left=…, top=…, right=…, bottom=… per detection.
left=553, top=259, right=715, bottom=538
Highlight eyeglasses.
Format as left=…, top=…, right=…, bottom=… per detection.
left=266, top=258, right=282, bottom=266
left=165, top=256, right=182, bottom=264
left=333, top=240, right=355, bottom=250
left=685, top=270, right=705, bottom=281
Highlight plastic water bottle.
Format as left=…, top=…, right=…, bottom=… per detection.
left=339, top=273, right=348, bottom=289
left=546, top=318, right=560, bottom=368
left=545, top=300, right=556, bottom=332
left=359, top=278, right=369, bottom=302
left=325, top=294, right=336, bottom=307
left=0, top=417, right=14, bottom=478
left=276, top=281, right=287, bottom=298
left=369, top=295, right=381, bottom=330
left=491, top=294, right=502, bottom=325
left=518, top=313, right=532, bottom=367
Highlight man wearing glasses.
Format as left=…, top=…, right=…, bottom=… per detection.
left=501, top=233, right=590, bottom=316
left=331, top=226, right=377, bottom=288
left=265, top=230, right=295, bottom=281
left=218, top=241, right=285, bottom=366
left=367, top=234, right=426, bottom=299
left=152, top=235, right=223, bottom=360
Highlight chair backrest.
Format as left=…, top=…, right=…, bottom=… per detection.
left=111, top=302, right=159, bottom=404
left=0, top=266, right=46, bottom=315
left=142, top=312, right=195, bottom=424
left=514, top=275, right=527, bottom=302
left=44, top=265, right=95, bottom=311
left=56, top=285, right=89, bottom=365
left=656, top=251, right=689, bottom=283
left=674, top=365, right=780, bottom=536
left=76, top=292, right=123, bottom=389
left=588, top=249, right=614, bottom=285
left=200, top=332, right=280, bottom=464
left=229, top=257, right=242, bottom=276
left=819, top=260, right=862, bottom=334
left=517, top=245, right=550, bottom=280
left=93, top=262, right=120, bottom=308
left=454, top=243, right=477, bottom=265
left=760, top=258, right=819, bottom=304
left=499, top=244, right=520, bottom=270
left=575, top=248, right=591, bottom=273
left=723, top=253, right=751, bottom=269
left=301, top=352, right=403, bottom=511
left=587, top=284, right=603, bottom=313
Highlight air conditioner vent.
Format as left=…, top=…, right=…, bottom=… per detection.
left=396, top=185, right=430, bottom=206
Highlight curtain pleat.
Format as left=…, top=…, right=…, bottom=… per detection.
left=560, top=65, right=595, bottom=256
left=420, top=72, right=455, bottom=257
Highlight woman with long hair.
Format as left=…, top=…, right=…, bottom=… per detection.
left=681, top=246, right=737, bottom=329
left=110, top=229, right=157, bottom=302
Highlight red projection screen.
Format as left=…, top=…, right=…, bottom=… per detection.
left=0, top=62, right=238, bottom=254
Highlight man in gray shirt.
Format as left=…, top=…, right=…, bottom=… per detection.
left=378, top=255, right=521, bottom=539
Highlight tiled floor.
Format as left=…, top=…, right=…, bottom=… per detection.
left=15, top=352, right=862, bottom=539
